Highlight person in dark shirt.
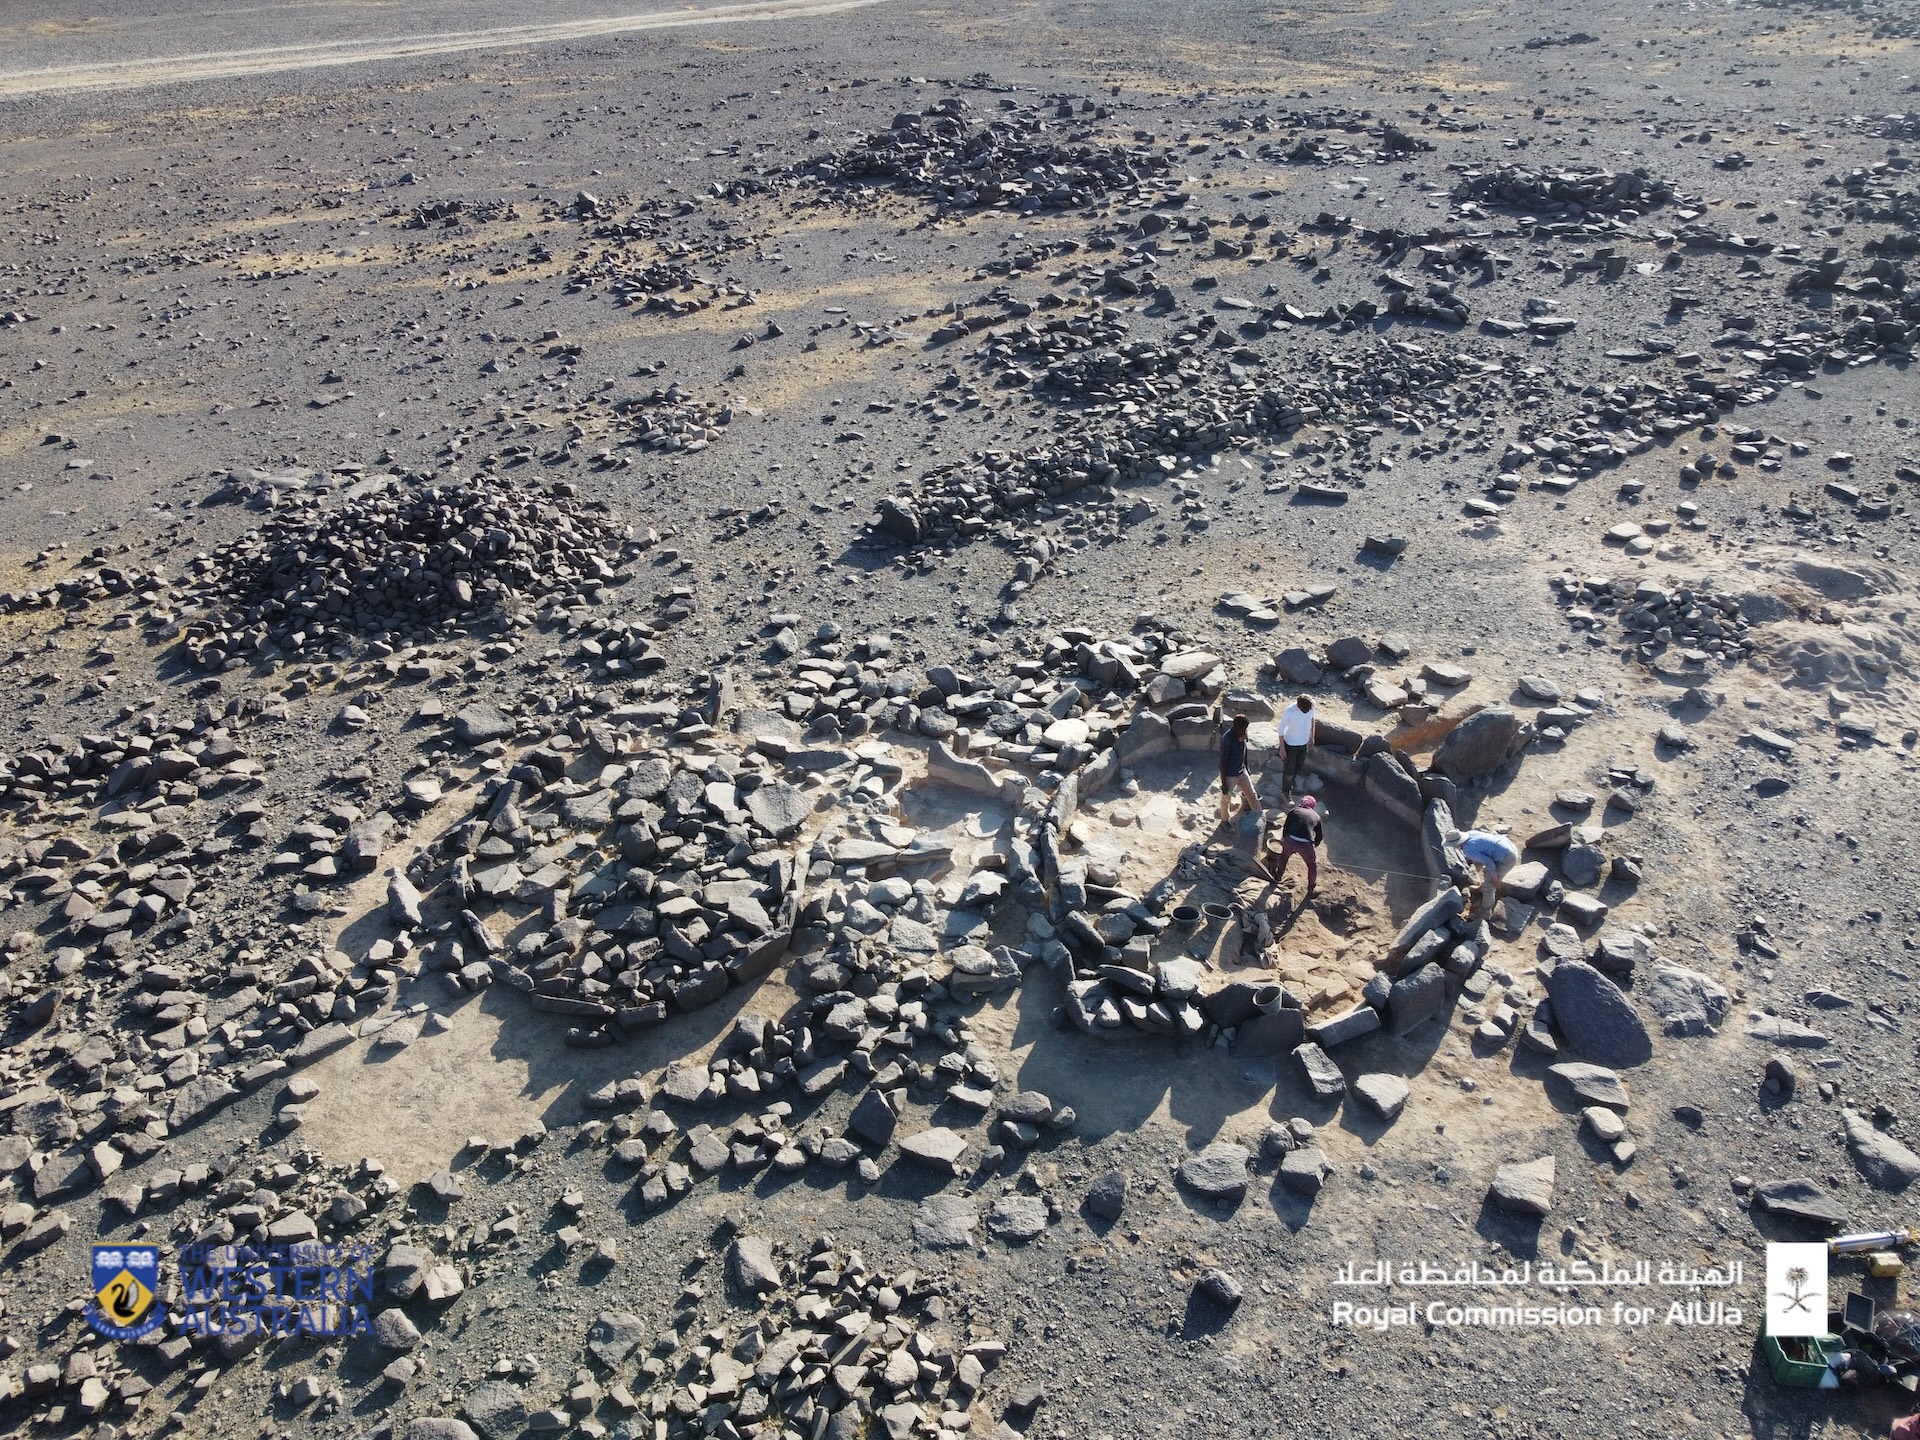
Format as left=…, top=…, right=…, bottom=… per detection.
left=1217, top=713, right=1258, bottom=828
left=1266, top=795, right=1324, bottom=893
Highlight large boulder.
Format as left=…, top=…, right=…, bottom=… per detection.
left=1387, top=964, right=1450, bottom=1035
left=1275, top=647, right=1324, bottom=685
left=452, top=704, right=514, bottom=746
left=1752, top=1177, right=1848, bottom=1232
left=1177, top=1142, right=1250, bottom=1203
left=1543, top=960, right=1652, bottom=1066
left=729, top=1235, right=781, bottom=1295
left=1351, top=1073, right=1409, bottom=1122
left=1643, top=963, right=1732, bottom=1037
left=1842, top=1110, right=1920, bottom=1191
left=1431, top=706, right=1525, bottom=781
left=1325, top=636, right=1372, bottom=671
left=746, top=781, right=811, bottom=838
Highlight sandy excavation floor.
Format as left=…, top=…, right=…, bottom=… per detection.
left=5, top=0, right=1920, bottom=1437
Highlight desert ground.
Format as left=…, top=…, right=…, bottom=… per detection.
left=3, top=0, right=1920, bottom=1437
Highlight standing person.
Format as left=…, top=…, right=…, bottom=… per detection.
left=1453, top=828, right=1520, bottom=915
left=1278, top=695, right=1316, bottom=801
left=1217, top=713, right=1259, bottom=828
left=1269, top=795, right=1324, bottom=894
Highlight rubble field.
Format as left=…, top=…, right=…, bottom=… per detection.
left=3, top=0, right=1920, bottom=1437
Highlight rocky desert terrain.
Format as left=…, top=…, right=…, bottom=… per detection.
left=3, top=0, right=1920, bottom=1436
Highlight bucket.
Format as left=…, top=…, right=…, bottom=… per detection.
left=1171, top=904, right=1202, bottom=933
left=1201, top=902, right=1234, bottom=930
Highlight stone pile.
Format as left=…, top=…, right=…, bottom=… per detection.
left=1268, top=121, right=1431, bottom=165
left=1819, top=164, right=1920, bottom=229
left=552, top=1231, right=1010, bottom=1440
left=566, top=951, right=1079, bottom=1207
left=1451, top=165, right=1683, bottom=219
left=1550, top=575, right=1756, bottom=670
left=0, top=557, right=165, bottom=617
left=176, top=481, right=638, bottom=669
left=398, top=197, right=517, bottom=230
left=1489, top=358, right=1861, bottom=500
left=871, top=340, right=1529, bottom=551
left=795, top=96, right=1176, bottom=213
left=1755, top=0, right=1920, bottom=41
left=967, top=307, right=1138, bottom=387
left=420, top=721, right=815, bottom=1044
left=612, top=385, right=732, bottom=452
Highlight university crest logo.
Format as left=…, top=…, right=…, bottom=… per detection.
left=88, top=1244, right=163, bottom=1341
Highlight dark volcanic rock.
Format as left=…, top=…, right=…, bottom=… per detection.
left=1431, top=706, right=1525, bottom=781
left=1543, top=960, right=1652, bottom=1066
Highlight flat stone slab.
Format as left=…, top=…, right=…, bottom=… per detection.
left=452, top=703, right=514, bottom=745
left=167, top=1074, right=240, bottom=1132
left=1583, top=1106, right=1626, bottom=1143
left=1743, top=1012, right=1830, bottom=1047
left=746, top=781, right=811, bottom=838
left=586, top=1312, right=645, bottom=1367
left=998, top=1091, right=1055, bottom=1125
left=1753, top=1177, right=1848, bottom=1232
left=897, top=1127, right=969, bottom=1175
left=1177, top=1142, right=1250, bottom=1203
left=987, top=1194, right=1049, bottom=1243
left=1842, top=1109, right=1920, bottom=1191
left=911, top=1195, right=978, bottom=1249
left=1547, top=1062, right=1630, bottom=1111
left=1643, top=963, right=1732, bottom=1036
left=1351, top=1074, right=1409, bottom=1123
left=1543, top=960, right=1651, bottom=1067
left=1489, top=1155, right=1556, bottom=1217
left=290, top=1021, right=356, bottom=1067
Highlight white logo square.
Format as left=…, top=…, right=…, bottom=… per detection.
left=1765, top=1242, right=1829, bottom=1338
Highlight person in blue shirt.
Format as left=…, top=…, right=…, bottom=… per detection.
left=1451, top=828, right=1520, bottom=916
left=1217, top=713, right=1259, bottom=828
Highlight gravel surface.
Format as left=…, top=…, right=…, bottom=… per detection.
left=3, top=0, right=1920, bottom=1438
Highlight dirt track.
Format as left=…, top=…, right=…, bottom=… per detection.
left=0, top=0, right=891, bottom=96
left=2, top=0, right=1920, bottom=1435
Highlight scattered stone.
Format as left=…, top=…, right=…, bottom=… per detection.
left=1489, top=1155, right=1556, bottom=1217
left=1543, top=960, right=1652, bottom=1066
left=1841, top=1110, right=1920, bottom=1191
left=1752, top=1178, right=1848, bottom=1232
left=987, top=1194, right=1049, bottom=1243
left=912, top=1194, right=979, bottom=1249
left=1084, top=1170, right=1129, bottom=1222
left=1195, top=1268, right=1244, bottom=1308
left=1351, top=1073, right=1409, bottom=1122
left=1178, top=1142, right=1251, bottom=1203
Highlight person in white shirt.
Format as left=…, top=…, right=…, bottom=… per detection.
left=1448, top=828, right=1520, bottom=917
left=1277, top=695, right=1316, bottom=801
